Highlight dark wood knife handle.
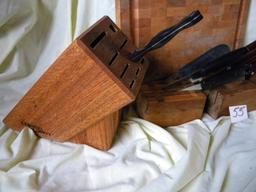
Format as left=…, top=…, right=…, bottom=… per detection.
left=129, top=10, right=203, bottom=62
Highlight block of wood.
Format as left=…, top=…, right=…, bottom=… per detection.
left=136, top=87, right=207, bottom=126
left=206, top=79, right=256, bottom=119
left=69, top=111, right=121, bottom=150
left=116, top=0, right=250, bottom=81
left=3, top=16, right=148, bottom=150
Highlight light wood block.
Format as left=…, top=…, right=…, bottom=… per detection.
left=3, top=16, right=148, bottom=149
left=136, top=87, right=206, bottom=126
left=206, top=79, right=256, bottom=119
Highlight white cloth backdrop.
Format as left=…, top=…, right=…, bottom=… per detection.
left=0, top=1, right=256, bottom=192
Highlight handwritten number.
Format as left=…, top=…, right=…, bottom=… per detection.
left=230, top=105, right=248, bottom=123
left=238, top=107, right=245, bottom=116
left=232, top=106, right=245, bottom=117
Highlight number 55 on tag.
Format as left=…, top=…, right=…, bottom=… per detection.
left=229, top=105, right=248, bottom=123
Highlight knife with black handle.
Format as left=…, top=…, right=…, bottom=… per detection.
left=201, top=68, right=246, bottom=90
left=160, top=40, right=256, bottom=90
left=216, top=46, right=256, bottom=74
left=162, top=44, right=231, bottom=86
left=192, top=40, right=256, bottom=79
left=168, top=42, right=256, bottom=91
left=129, top=10, right=203, bottom=62
left=201, top=55, right=256, bottom=90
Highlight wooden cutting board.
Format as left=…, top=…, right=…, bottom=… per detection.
left=116, top=0, right=250, bottom=80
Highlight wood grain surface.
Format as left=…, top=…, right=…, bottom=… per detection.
left=69, top=111, right=121, bottom=150
left=206, top=78, right=256, bottom=119
left=136, top=88, right=206, bottom=126
left=3, top=16, right=148, bottom=149
left=116, top=0, right=250, bottom=81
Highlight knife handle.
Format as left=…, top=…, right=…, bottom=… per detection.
left=201, top=68, right=245, bottom=90
left=129, top=10, right=203, bottom=62
left=180, top=44, right=230, bottom=78
left=198, top=40, right=256, bottom=78
left=203, top=52, right=256, bottom=90
left=162, top=44, right=230, bottom=86
left=246, top=40, right=256, bottom=50
left=198, top=48, right=247, bottom=78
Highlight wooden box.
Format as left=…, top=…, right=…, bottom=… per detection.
left=3, top=16, right=148, bottom=150
left=206, top=79, right=256, bottom=119
left=136, top=87, right=206, bottom=126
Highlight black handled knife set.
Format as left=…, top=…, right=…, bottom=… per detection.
left=130, top=10, right=256, bottom=92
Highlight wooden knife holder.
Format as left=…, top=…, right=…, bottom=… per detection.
left=3, top=16, right=148, bottom=150
left=206, top=78, right=256, bottom=119
left=136, top=86, right=206, bottom=126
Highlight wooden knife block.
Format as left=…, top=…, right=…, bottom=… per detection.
left=206, top=78, right=256, bottom=119
left=136, top=86, right=206, bottom=126
left=69, top=111, right=121, bottom=150
left=3, top=16, right=148, bottom=150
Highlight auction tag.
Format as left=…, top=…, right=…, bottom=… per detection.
left=229, top=105, right=248, bottom=123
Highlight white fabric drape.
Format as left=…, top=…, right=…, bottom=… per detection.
left=1, top=1, right=256, bottom=192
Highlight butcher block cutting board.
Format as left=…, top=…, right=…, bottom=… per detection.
left=116, top=0, right=250, bottom=80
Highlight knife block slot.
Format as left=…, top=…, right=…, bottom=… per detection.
left=120, top=63, right=129, bottom=78
left=79, top=17, right=146, bottom=94
left=3, top=16, right=148, bottom=150
left=136, top=67, right=141, bottom=76
left=108, top=54, right=142, bottom=91
left=90, top=32, right=106, bottom=48
left=130, top=80, right=135, bottom=88
left=109, top=24, right=118, bottom=32
left=108, top=52, right=119, bottom=66
left=120, top=39, right=128, bottom=49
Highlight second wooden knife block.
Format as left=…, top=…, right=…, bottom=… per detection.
left=206, top=78, right=256, bottom=119
left=3, top=16, right=148, bottom=150
left=136, top=86, right=206, bottom=126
